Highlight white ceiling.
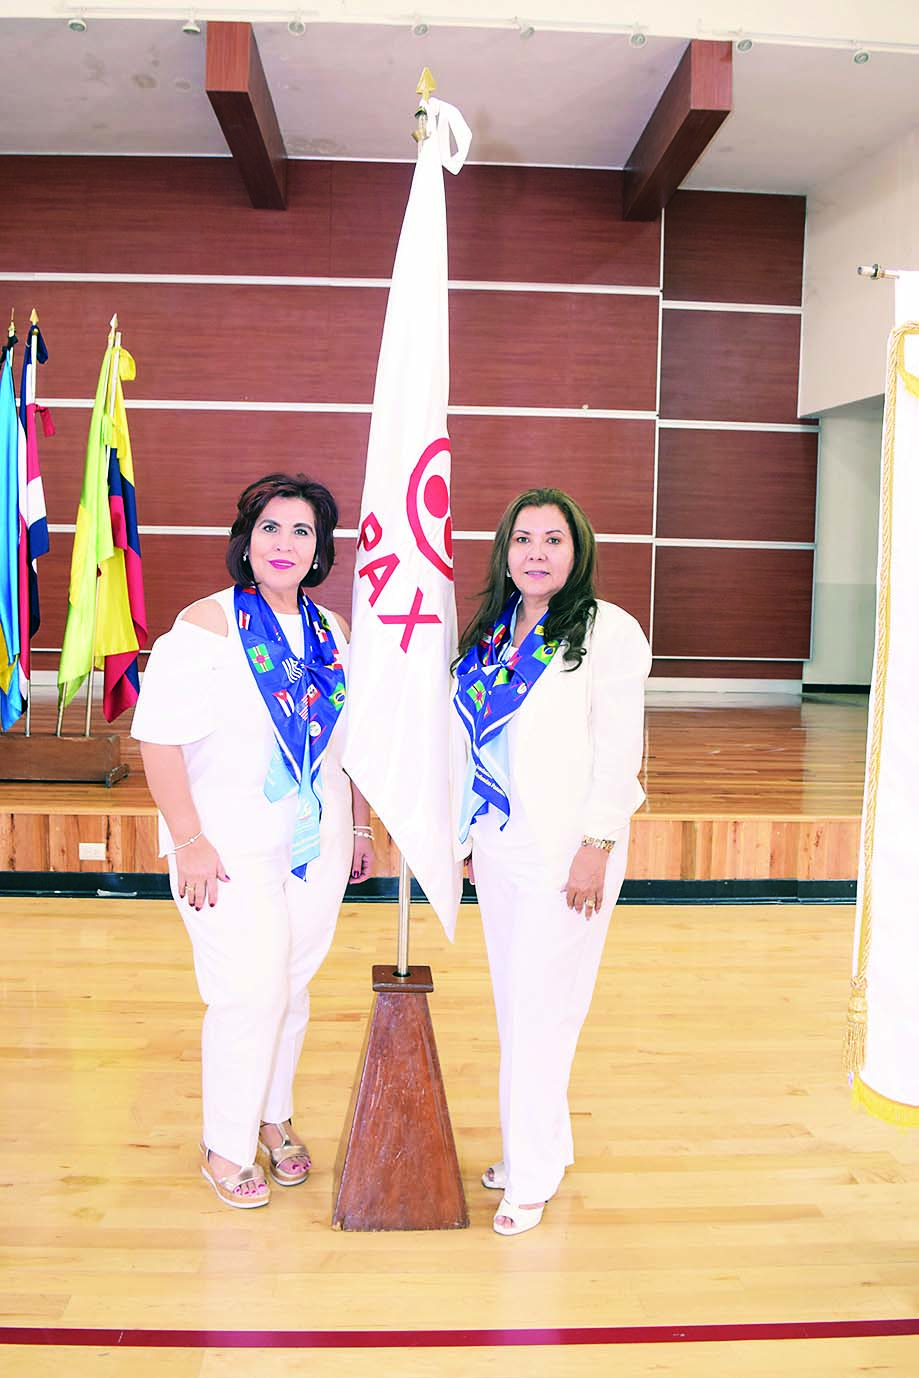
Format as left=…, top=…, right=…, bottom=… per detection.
left=0, top=16, right=918, bottom=193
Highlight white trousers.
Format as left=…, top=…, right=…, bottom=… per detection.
left=472, top=821, right=628, bottom=1206
left=170, top=849, right=345, bottom=1167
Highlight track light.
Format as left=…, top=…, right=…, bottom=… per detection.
left=736, top=37, right=753, bottom=52
left=517, top=21, right=535, bottom=39
left=288, top=18, right=306, bottom=35
left=181, top=18, right=201, bottom=35
left=413, top=21, right=429, bottom=36
left=67, top=16, right=87, bottom=31
left=853, top=49, right=870, bottom=63
left=629, top=29, right=648, bottom=48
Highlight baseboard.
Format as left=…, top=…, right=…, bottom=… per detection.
left=0, top=872, right=857, bottom=904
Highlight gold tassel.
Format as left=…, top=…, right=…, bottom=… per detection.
left=843, top=976, right=868, bottom=1077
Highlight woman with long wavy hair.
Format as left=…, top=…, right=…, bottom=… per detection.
left=452, top=487, right=650, bottom=1235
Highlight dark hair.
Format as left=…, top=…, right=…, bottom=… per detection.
left=226, top=472, right=338, bottom=591
left=456, top=487, right=598, bottom=671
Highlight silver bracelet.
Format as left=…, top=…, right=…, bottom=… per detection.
left=353, top=826, right=374, bottom=839
left=167, top=831, right=203, bottom=855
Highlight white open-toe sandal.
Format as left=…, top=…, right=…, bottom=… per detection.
left=481, top=1161, right=506, bottom=1190
left=493, top=1196, right=545, bottom=1236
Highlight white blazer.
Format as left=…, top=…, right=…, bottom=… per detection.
left=451, top=599, right=652, bottom=884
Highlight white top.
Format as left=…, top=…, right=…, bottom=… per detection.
left=131, top=587, right=351, bottom=868
left=451, top=599, right=651, bottom=886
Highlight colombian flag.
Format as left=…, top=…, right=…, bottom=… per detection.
left=58, top=334, right=147, bottom=722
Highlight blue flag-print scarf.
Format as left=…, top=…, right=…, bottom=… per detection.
left=235, top=585, right=346, bottom=879
left=453, top=594, right=558, bottom=829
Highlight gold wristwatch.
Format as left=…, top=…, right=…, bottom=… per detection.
left=581, top=835, right=614, bottom=852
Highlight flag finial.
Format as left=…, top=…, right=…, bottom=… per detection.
left=30, top=308, right=38, bottom=326
left=416, top=68, right=436, bottom=102
left=108, top=314, right=118, bottom=345
left=8, top=309, right=14, bottom=339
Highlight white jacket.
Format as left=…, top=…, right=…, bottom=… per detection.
left=451, top=599, right=652, bottom=884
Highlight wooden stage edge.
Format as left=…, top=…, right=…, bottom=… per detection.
left=0, top=693, right=868, bottom=883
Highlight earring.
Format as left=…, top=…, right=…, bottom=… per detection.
left=312, top=558, right=319, bottom=570
left=506, top=567, right=511, bottom=577
left=243, top=548, right=250, bottom=563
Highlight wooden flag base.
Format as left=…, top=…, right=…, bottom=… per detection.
left=0, top=734, right=128, bottom=787
left=332, top=964, right=469, bottom=1231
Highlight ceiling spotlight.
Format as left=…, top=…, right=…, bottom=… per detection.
left=518, top=21, right=535, bottom=39
left=181, top=18, right=201, bottom=35
left=413, top=21, right=429, bottom=36
left=736, top=37, right=753, bottom=52
left=288, top=18, right=306, bottom=35
left=67, top=16, right=87, bottom=31
left=853, top=49, right=870, bottom=63
left=629, top=29, right=648, bottom=48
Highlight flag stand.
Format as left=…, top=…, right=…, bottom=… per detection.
left=331, top=855, right=468, bottom=1231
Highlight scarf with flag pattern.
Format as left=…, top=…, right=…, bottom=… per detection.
left=235, top=584, right=346, bottom=879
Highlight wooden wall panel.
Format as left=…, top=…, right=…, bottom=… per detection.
left=0, top=158, right=336, bottom=276
left=652, top=547, right=814, bottom=659
left=650, top=659, right=803, bottom=679
left=38, top=408, right=372, bottom=529
left=663, top=191, right=806, bottom=305
left=659, top=310, right=808, bottom=424
left=40, top=410, right=653, bottom=534
left=0, top=159, right=659, bottom=288
left=449, top=417, right=654, bottom=534
left=450, top=291, right=659, bottom=410
left=656, top=429, right=818, bottom=541
left=0, top=281, right=385, bottom=406
left=443, top=167, right=661, bottom=286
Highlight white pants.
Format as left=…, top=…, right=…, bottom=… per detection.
left=170, top=848, right=346, bottom=1167
left=472, top=818, right=629, bottom=1206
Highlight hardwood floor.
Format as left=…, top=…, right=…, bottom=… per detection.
left=3, top=889, right=919, bottom=1375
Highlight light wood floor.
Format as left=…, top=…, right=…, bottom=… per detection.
left=4, top=891, right=919, bottom=1376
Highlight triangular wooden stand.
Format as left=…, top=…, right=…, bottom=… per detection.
left=332, top=964, right=468, bottom=1231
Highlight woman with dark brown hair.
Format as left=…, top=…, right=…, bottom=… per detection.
left=452, top=487, right=650, bottom=1235
left=133, top=473, right=373, bottom=1209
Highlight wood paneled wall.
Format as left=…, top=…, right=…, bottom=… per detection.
left=0, top=159, right=814, bottom=680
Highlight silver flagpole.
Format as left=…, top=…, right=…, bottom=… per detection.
left=395, top=853, right=411, bottom=977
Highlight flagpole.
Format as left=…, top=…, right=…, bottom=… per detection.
left=83, top=318, right=121, bottom=738
left=857, top=264, right=907, bottom=279
left=23, top=309, right=38, bottom=738
left=390, top=64, right=437, bottom=981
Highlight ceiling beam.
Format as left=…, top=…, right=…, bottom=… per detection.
left=623, top=39, right=732, bottom=222
left=205, top=21, right=288, bottom=211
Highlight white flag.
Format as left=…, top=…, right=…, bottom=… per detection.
left=848, top=271, right=919, bottom=1123
left=343, top=96, right=471, bottom=939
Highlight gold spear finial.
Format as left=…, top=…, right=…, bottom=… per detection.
left=8, top=308, right=14, bottom=338
left=30, top=308, right=38, bottom=326
left=413, top=68, right=437, bottom=143
left=416, top=67, right=436, bottom=102
left=108, top=313, right=118, bottom=345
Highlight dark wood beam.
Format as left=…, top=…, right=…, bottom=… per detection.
left=623, top=40, right=732, bottom=222
left=205, top=21, right=287, bottom=210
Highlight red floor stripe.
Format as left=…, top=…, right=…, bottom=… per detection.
left=1, top=1320, right=918, bottom=1348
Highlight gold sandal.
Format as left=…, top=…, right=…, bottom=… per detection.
left=199, top=1144, right=270, bottom=1209
left=258, top=1122, right=311, bottom=1186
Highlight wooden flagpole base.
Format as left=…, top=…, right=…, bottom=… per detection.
left=331, top=964, right=469, bottom=1232
left=0, top=734, right=128, bottom=787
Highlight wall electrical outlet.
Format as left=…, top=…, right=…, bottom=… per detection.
left=79, top=841, right=107, bottom=861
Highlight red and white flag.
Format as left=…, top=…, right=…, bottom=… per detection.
left=343, top=94, right=471, bottom=938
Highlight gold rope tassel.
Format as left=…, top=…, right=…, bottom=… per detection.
left=844, top=975, right=868, bottom=1077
